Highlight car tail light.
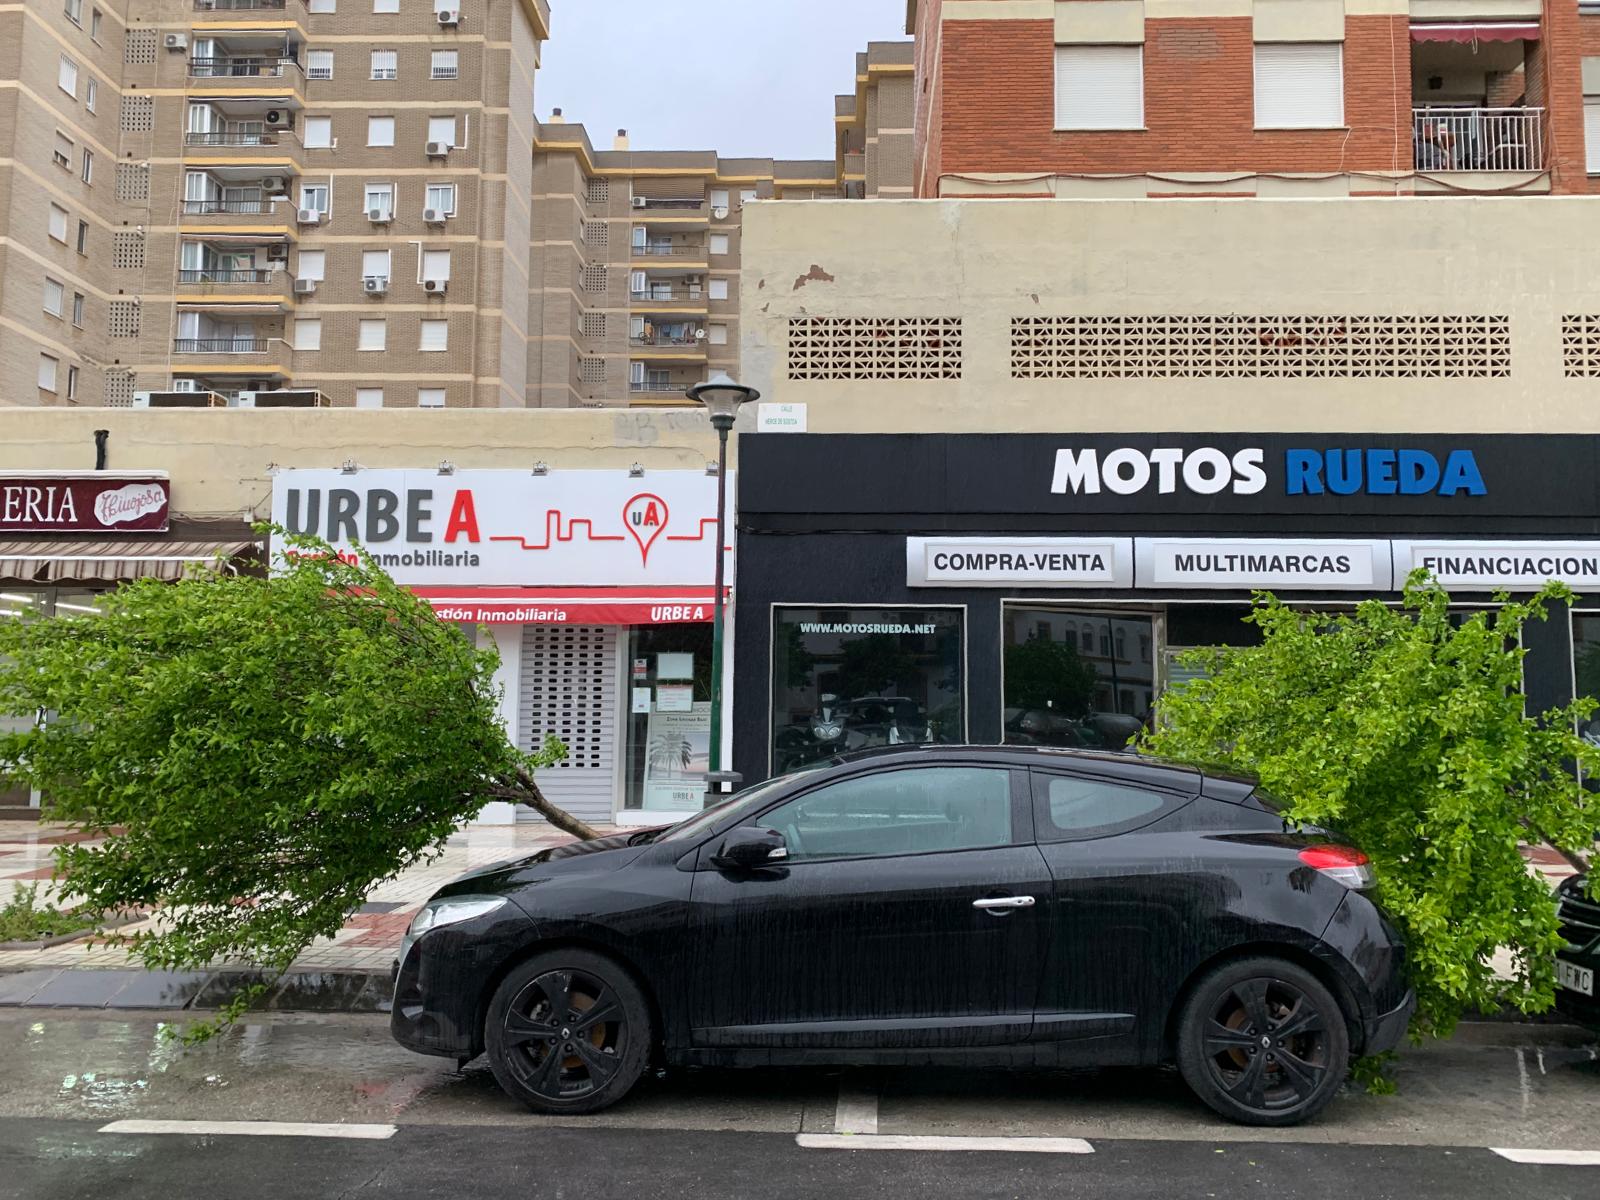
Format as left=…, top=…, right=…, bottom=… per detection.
left=1299, top=844, right=1375, bottom=890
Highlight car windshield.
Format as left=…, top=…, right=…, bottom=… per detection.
left=655, top=766, right=828, bottom=845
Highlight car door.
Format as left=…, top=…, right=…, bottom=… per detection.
left=683, top=762, right=1052, bottom=1049
left=1029, top=766, right=1201, bottom=1051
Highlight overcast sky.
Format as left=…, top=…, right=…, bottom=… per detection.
left=537, top=0, right=909, bottom=161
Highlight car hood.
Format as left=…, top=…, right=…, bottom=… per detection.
left=437, top=833, right=651, bottom=896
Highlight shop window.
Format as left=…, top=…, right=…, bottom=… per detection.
left=1573, top=614, right=1600, bottom=750
left=1003, top=607, right=1155, bottom=751
left=622, top=624, right=714, bottom=813
left=770, top=607, right=964, bottom=774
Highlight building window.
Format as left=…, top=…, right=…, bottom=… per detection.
left=370, top=50, right=397, bottom=80
left=64, top=0, right=82, bottom=25
left=1054, top=45, right=1143, bottom=130
left=710, top=233, right=729, bottom=256
left=418, top=387, right=446, bottom=408
left=292, top=318, right=322, bottom=351
left=300, top=183, right=330, bottom=214
left=431, top=50, right=458, bottom=80
left=65, top=365, right=79, bottom=401
left=90, top=8, right=100, bottom=40
left=419, top=320, right=448, bottom=351
left=81, top=149, right=93, bottom=184
left=363, top=182, right=394, bottom=220
left=358, top=318, right=386, bottom=351
left=304, top=116, right=333, bottom=149
left=77, top=220, right=89, bottom=254
left=374, top=0, right=399, bottom=10
left=58, top=55, right=78, bottom=98
left=1587, top=99, right=1600, bottom=174
left=85, top=79, right=97, bottom=112
left=710, top=188, right=729, bottom=211
left=425, top=182, right=457, bottom=215
left=48, top=204, right=68, bottom=242
left=426, top=115, right=455, bottom=147
left=770, top=607, right=966, bottom=772
left=355, top=387, right=384, bottom=408
left=309, top=0, right=336, bottom=12
left=53, top=131, right=73, bottom=170
left=71, top=292, right=85, bottom=326
left=43, top=277, right=64, bottom=317
left=709, top=278, right=729, bottom=301
left=361, top=248, right=391, bottom=282
left=368, top=116, right=395, bottom=146
left=306, top=50, right=334, bottom=79
left=38, top=354, right=59, bottom=393
left=1254, top=42, right=1344, bottom=130
left=296, top=249, right=326, bottom=282
left=421, top=248, right=451, bottom=282
left=708, top=323, right=728, bottom=345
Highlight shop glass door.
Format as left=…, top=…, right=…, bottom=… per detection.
left=622, top=624, right=714, bottom=815
left=1001, top=606, right=1158, bottom=751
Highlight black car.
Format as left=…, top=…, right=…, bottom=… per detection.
left=1555, top=874, right=1600, bottom=1028
left=391, top=745, right=1413, bottom=1127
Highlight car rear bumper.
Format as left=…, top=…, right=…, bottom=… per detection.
left=1362, top=988, right=1415, bottom=1055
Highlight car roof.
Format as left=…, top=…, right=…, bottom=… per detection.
left=826, top=742, right=1237, bottom=791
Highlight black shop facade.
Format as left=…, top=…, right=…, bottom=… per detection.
left=731, top=432, right=1600, bottom=785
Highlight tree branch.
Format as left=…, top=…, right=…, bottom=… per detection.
left=508, top=766, right=600, bottom=841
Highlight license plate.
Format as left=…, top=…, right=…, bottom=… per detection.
left=1558, top=958, right=1595, bottom=997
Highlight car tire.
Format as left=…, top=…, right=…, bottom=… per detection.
left=1176, top=955, right=1350, bottom=1127
left=484, top=948, right=653, bottom=1115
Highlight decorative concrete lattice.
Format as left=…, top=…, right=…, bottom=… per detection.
left=580, top=312, right=606, bottom=339
left=586, top=177, right=609, bottom=205
left=581, top=264, right=608, bottom=294
left=107, top=300, right=140, bottom=339
left=1561, top=315, right=1600, bottom=377
left=114, top=162, right=149, bottom=202
left=787, top=317, right=963, bottom=380
left=103, top=371, right=135, bottom=408
left=124, top=29, right=157, bottom=65
left=112, top=231, right=145, bottom=270
left=583, top=221, right=607, bottom=248
left=1010, top=314, right=1511, bottom=379
left=119, top=94, right=153, bottom=132
left=579, top=357, right=605, bottom=383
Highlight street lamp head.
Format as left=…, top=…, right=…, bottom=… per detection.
left=687, top=372, right=760, bottom=431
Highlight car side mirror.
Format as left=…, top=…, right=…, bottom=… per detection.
left=711, top=827, right=788, bottom=870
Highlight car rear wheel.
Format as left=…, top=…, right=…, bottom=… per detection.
left=484, top=949, right=652, bottom=1115
left=1176, top=956, right=1350, bottom=1127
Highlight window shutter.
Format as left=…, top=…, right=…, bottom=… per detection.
left=1586, top=100, right=1600, bottom=173
left=368, top=116, right=395, bottom=146
left=362, top=249, right=390, bottom=277
left=709, top=323, right=728, bottom=346
left=304, top=116, right=332, bottom=148
left=292, top=319, right=322, bottom=351
left=422, top=249, right=451, bottom=280
left=427, top=116, right=455, bottom=146
left=709, top=278, right=729, bottom=301
left=1054, top=45, right=1143, bottom=130
left=307, top=50, right=333, bottom=79
left=418, top=388, right=446, bottom=408
left=371, top=50, right=397, bottom=79
left=419, top=320, right=448, bottom=351
left=358, top=319, right=386, bottom=351
left=355, top=388, right=384, bottom=408
left=297, top=250, right=325, bottom=281
left=710, top=234, right=729, bottom=255
left=1254, top=43, right=1344, bottom=129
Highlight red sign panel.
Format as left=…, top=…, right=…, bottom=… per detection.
left=411, top=586, right=721, bottom=626
left=0, top=474, right=171, bottom=533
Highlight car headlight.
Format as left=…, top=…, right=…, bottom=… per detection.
left=407, top=895, right=508, bottom=938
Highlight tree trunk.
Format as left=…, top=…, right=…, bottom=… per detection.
left=510, top=766, right=600, bottom=841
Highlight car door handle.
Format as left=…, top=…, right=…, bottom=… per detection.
left=972, top=896, right=1035, bottom=910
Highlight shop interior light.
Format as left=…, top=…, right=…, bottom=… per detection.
left=0, top=594, right=38, bottom=604
left=531, top=461, right=549, bottom=476
left=54, top=602, right=103, bottom=614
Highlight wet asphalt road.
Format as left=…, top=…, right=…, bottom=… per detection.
left=1, top=1009, right=1599, bottom=1198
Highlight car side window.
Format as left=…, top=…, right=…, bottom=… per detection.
left=756, top=766, right=1013, bottom=862
left=1033, top=772, right=1177, bottom=842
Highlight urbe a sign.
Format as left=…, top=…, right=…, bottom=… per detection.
left=0, top=473, right=170, bottom=533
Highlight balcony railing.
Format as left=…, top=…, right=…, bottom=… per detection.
left=631, top=288, right=704, bottom=304
left=179, top=268, right=276, bottom=285
left=1413, top=107, right=1544, bottom=172
left=634, top=198, right=704, bottom=211
left=182, top=198, right=277, bottom=214
left=173, top=338, right=270, bottom=353
left=630, top=334, right=703, bottom=348
left=632, top=243, right=704, bottom=258
left=629, top=380, right=690, bottom=394
left=185, top=131, right=278, bottom=147
left=195, top=0, right=289, bottom=10
left=189, top=57, right=298, bottom=78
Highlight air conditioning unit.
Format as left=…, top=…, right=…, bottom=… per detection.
left=266, top=242, right=290, bottom=261
left=238, top=389, right=330, bottom=409
left=437, top=8, right=460, bottom=26
left=631, top=197, right=647, bottom=209
left=293, top=278, right=318, bottom=295
left=687, top=274, right=703, bottom=285
left=423, top=278, right=447, bottom=294
left=164, top=33, right=187, bottom=51
left=367, top=208, right=390, bottom=223
left=711, top=206, right=729, bottom=219
left=264, top=111, right=290, bottom=130
left=134, top=389, right=225, bottom=409
left=296, top=208, right=322, bottom=225
left=363, top=275, right=389, bottom=295
left=422, top=207, right=447, bottom=225
left=425, top=141, right=450, bottom=158
left=260, top=176, right=287, bottom=194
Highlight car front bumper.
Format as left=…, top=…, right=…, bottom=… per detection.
left=1362, top=988, right=1415, bottom=1055
left=389, top=903, right=537, bottom=1061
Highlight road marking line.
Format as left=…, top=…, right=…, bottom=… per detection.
left=835, top=1085, right=879, bottom=1135
left=1490, top=1148, right=1600, bottom=1166
left=797, top=1134, right=1094, bottom=1154
left=98, top=1120, right=397, bottom=1141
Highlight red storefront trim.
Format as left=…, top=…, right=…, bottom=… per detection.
left=412, top=586, right=722, bottom=625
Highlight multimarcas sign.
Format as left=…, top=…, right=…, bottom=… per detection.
left=268, top=468, right=731, bottom=624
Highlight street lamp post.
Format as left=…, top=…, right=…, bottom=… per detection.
left=686, top=372, right=759, bottom=806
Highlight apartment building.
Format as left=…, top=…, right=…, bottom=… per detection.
left=528, top=118, right=862, bottom=409
left=835, top=40, right=916, bottom=197
left=909, top=0, right=1600, bottom=198
left=0, top=0, right=547, bottom=411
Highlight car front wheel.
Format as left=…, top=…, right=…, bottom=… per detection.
left=1176, top=956, right=1350, bottom=1127
left=484, top=948, right=653, bottom=1115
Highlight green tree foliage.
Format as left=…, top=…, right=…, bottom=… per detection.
left=0, top=536, right=576, bottom=1033
left=1142, top=573, right=1599, bottom=1038
left=1004, top=636, right=1099, bottom=716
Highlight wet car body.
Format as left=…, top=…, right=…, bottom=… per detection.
left=392, top=745, right=1412, bottom=1122
left=1554, top=874, right=1600, bottom=1029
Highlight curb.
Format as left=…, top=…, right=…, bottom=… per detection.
left=0, top=966, right=392, bottom=1014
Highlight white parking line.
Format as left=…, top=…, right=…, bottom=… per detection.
left=834, top=1085, right=880, bottom=1135
left=1490, top=1148, right=1600, bottom=1166
left=798, top=1134, right=1094, bottom=1154
left=99, top=1120, right=397, bottom=1141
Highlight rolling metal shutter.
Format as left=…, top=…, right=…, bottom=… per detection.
left=1054, top=45, right=1144, bottom=131
left=1254, top=43, right=1344, bottom=130
left=517, top=625, right=620, bottom=826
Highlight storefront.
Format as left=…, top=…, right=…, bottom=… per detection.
left=0, top=470, right=258, bottom=815
left=732, top=433, right=1600, bottom=784
left=269, top=468, right=731, bottom=827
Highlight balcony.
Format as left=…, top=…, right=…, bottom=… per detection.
left=189, top=56, right=301, bottom=80
left=181, top=196, right=287, bottom=215
left=631, top=242, right=706, bottom=260
left=1412, top=107, right=1544, bottom=172
left=629, top=380, right=692, bottom=397
left=173, top=338, right=272, bottom=353
left=630, top=287, right=706, bottom=310
left=185, top=130, right=282, bottom=148
left=194, top=0, right=291, bottom=10
left=633, top=197, right=705, bottom=212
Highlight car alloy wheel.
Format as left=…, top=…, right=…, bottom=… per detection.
left=1177, top=957, right=1350, bottom=1127
left=485, top=949, right=652, bottom=1115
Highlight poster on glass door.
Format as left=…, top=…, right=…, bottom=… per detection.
left=641, top=701, right=711, bottom=810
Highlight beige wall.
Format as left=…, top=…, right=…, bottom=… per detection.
left=0, top=408, right=728, bottom=515
left=738, top=196, right=1600, bottom=434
